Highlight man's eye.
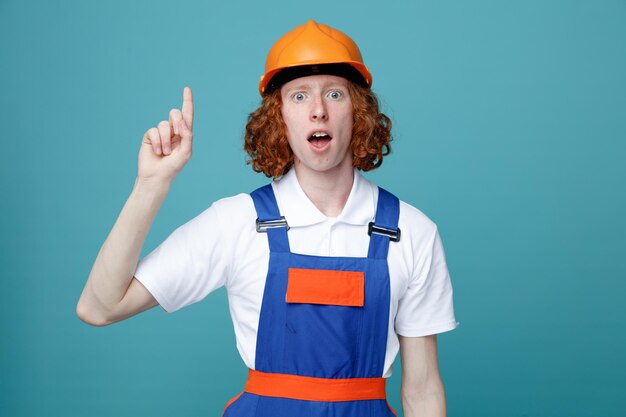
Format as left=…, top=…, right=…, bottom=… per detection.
left=328, top=90, right=342, bottom=100
left=293, top=93, right=306, bottom=102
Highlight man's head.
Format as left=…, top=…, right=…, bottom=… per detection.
left=244, top=21, right=392, bottom=179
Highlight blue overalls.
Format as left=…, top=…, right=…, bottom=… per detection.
left=223, top=184, right=401, bottom=417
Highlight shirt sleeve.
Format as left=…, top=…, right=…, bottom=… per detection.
left=134, top=202, right=232, bottom=313
left=394, top=225, right=459, bottom=337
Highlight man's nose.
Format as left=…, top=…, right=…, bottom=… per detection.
left=310, top=96, right=328, bottom=121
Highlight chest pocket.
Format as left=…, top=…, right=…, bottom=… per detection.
left=283, top=267, right=365, bottom=377
left=286, top=268, right=364, bottom=307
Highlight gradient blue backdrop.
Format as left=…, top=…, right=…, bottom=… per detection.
left=1, top=1, right=625, bottom=416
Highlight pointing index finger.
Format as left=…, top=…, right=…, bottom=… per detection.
left=182, top=86, right=194, bottom=130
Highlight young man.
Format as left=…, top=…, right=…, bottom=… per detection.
left=77, top=20, right=457, bottom=417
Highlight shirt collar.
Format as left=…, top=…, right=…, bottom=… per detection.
left=272, top=168, right=377, bottom=227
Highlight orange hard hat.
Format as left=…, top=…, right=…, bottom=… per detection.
left=259, top=20, right=373, bottom=95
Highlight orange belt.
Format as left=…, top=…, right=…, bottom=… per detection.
left=243, top=369, right=387, bottom=402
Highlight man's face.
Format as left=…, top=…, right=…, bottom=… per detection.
left=280, top=74, right=353, bottom=176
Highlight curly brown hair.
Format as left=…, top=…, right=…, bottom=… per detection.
left=244, top=81, right=392, bottom=179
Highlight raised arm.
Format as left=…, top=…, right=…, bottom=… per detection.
left=399, top=335, right=447, bottom=417
left=76, top=87, right=195, bottom=326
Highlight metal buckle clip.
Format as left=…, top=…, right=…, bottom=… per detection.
left=256, top=217, right=290, bottom=233
left=368, top=222, right=401, bottom=242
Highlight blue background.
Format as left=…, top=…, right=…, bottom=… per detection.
left=1, top=0, right=625, bottom=416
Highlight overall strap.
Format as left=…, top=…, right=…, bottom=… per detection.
left=250, top=184, right=290, bottom=253
left=367, top=187, right=401, bottom=259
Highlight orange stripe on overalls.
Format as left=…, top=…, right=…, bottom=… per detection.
left=244, top=369, right=386, bottom=402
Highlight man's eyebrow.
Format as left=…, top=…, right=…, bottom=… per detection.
left=324, top=83, right=348, bottom=89
left=284, top=83, right=311, bottom=92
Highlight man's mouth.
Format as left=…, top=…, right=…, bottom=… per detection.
left=308, top=131, right=333, bottom=149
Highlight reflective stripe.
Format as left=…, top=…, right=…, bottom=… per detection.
left=244, top=369, right=386, bottom=402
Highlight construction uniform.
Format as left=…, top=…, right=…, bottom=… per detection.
left=135, top=169, right=458, bottom=416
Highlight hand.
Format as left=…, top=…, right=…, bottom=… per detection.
left=137, top=86, right=194, bottom=184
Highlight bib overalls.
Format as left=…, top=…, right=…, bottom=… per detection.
left=223, top=184, right=401, bottom=417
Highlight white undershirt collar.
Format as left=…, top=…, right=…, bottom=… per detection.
left=272, top=168, right=377, bottom=227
